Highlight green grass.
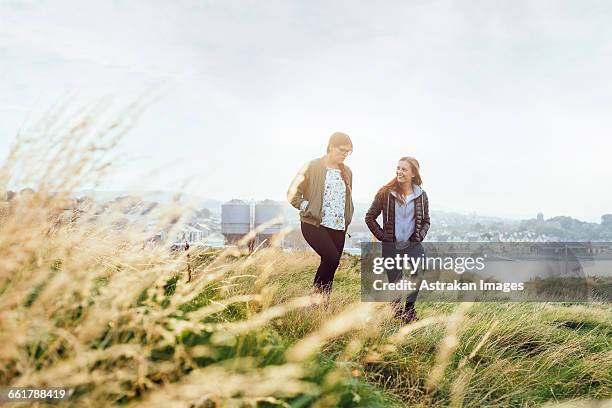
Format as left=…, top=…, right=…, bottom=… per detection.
left=3, top=246, right=610, bottom=407
left=264, top=254, right=611, bottom=407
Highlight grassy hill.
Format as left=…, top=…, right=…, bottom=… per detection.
left=2, top=208, right=610, bottom=407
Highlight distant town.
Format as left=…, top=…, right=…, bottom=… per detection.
left=4, top=189, right=612, bottom=254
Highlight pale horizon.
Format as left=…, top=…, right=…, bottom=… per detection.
left=2, top=1, right=611, bottom=222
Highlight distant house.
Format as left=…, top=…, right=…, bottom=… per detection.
left=193, top=222, right=212, bottom=234
left=177, top=224, right=211, bottom=243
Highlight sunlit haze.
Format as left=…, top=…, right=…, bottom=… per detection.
left=1, top=1, right=611, bottom=221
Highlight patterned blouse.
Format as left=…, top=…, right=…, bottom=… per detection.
left=320, top=168, right=346, bottom=230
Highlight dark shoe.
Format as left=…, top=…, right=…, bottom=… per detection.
left=391, top=300, right=404, bottom=320
left=401, top=308, right=418, bottom=324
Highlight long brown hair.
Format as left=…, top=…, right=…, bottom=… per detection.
left=326, top=132, right=353, bottom=195
left=379, top=156, right=422, bottom=205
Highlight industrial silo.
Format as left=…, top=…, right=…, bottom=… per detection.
left=221, top=199, right=251, bottom=245
left=254, top=199, right=284, bottom=247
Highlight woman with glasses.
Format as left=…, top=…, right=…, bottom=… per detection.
left=287, top=132, right=354, bottom=302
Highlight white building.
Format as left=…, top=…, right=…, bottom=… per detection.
left=177, top=224, right=211, bottom=243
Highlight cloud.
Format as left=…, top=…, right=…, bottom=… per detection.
left=1, top=0, right=611, bottom=221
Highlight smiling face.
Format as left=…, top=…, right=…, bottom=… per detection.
left=396, top=159, right=414, bottom=184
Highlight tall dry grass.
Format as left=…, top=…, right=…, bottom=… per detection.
left=0, top=104, right=400, bottom=407
left=0, top=105, right=610, bottom=407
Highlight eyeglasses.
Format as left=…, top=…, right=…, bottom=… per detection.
left=336, top=147, right=352, bottom=156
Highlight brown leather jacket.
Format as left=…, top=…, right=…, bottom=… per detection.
left=365, top=188, right=430, bottom=242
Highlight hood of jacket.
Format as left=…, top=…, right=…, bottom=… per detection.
left=390, top=184, right=423, bottom=201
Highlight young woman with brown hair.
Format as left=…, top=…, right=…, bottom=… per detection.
left=365, top=156, right=430, bottom=323
left=287, top=132, right=354, bottom=300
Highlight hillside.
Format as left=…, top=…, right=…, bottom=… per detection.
left=2, top=211, right=610, bottom=407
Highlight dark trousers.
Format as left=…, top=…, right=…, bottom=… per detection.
left=382, top=242, right=425, bottom=312
left=301, top=222, right=346, bottom=294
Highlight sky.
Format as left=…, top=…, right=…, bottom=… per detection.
left=1, top=0, right=611, bottom=221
